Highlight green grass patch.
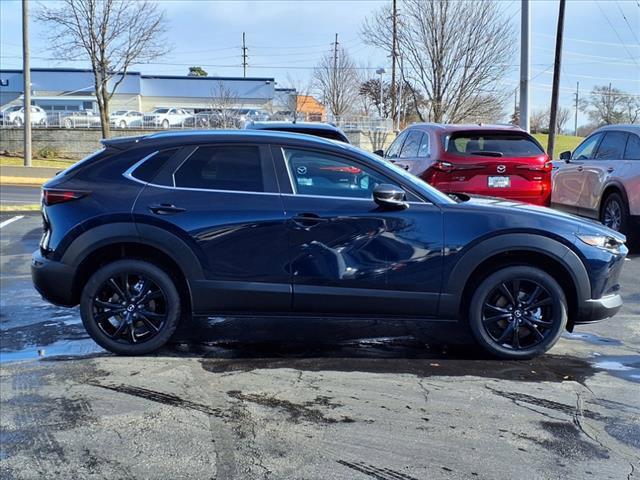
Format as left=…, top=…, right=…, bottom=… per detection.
left=0, top=204, right=40, bottom=212
left=533, top=134, right=583, bottom=158
left=0, top=156, right=75, bottom=168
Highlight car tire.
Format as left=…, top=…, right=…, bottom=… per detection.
left=63, top=119, right=72, bottom=128
left=80, top=259, right=181, bottom=355
left=119, top=120, right=127, bottom=129
left=600, top=192, right=629, bottom=236
left=468, top=266, right=567, bottom=360
left=14, top=117, right=23, bottom=127
left=162, top=119, right=169, bottom=129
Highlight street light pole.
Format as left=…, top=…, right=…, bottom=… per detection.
left=22, top=0, right=32, bottom=167
left=519, top=0, right=530, bottom=132
left=376, top=67, right=386, bottom=118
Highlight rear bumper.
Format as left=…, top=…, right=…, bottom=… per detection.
left=429, top=183, right=551, bottom=206
left=31, top=250, right=77, bottom=307
left=574, top=294, right=623, bottom=324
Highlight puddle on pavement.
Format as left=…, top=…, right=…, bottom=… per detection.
left=562, top=331, right=623, bottom=346
left=590, top=354, right=640, bottom=383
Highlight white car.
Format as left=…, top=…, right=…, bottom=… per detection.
left=142, top=108, right=192, bottom=128
left=61, top=110, right=101, bottom=128
left=109, top=110, right=144, bottom=128
left=0, top=105, right=48, bottom=126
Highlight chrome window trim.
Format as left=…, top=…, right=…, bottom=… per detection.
left=122, top=150, right=160, bottom=182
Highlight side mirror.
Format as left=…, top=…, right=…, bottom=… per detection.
left=373, top=149, right=384, bottom=157
left=559, top=150, right=571, bottom=162
left=373, top=184, right=408, bottom=210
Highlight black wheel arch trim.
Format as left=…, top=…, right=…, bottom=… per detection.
left=599, top=181, right=629, bottom=212
left=439, top=233, right=591, bottom=320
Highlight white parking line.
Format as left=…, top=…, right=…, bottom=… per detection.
left=0, top=215, right=24, bottom=229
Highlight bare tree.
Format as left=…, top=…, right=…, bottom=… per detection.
left=210, top=81, right=240, bottom=128
left=362, top=0, right=515, bottom=123
left=37, top=0, right=169, bottom=137
left=282, top=74, right=316, bottom=122
left=555, top=106, right=571, bottom=132
left=313, top=46, right=359, bottom=120
left=530, top=108, right=549, bottom=133
left=621, top=95, right=640, bottom=124
left=581, top=85, right=631, bottom=125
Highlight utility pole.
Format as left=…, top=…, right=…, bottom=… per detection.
left=242, top=32, right=248, bottom=78
left=547, top=0, right=566, bottom=159
left=390, top=0, right=397, bottom=126
left=396, top=54, right=404, bottom=131
left=519, top=0, right=530, bottom=132
left=22, top=0, right=31, bottom=167
left=574, top=81, right=579, bottom=136
left=332, top=33, right=338, bottom=120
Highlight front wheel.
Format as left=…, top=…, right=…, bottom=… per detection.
left=80, top=259, right=181, bottom=355
left=161, top=119, right=169, bottom=129
left=468, top=266, right=567, bottom=359
left=600, top=192, right=628, bottom=235
left=119, top=120, right=127, bottom=129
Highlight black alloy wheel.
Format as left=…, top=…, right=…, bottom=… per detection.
left=81, top=260, right=181, bottom=355
left=469, top=266, right=567, bottom=359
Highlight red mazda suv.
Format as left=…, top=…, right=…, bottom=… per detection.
left=379, top=124, right=552, bottom=206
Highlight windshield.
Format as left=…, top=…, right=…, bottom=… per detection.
left=4, top=106, right=22, bottom=112
left=359, top=149, right=456, bottom=204
left=152, top=108, right=169, bottom=114
left=112, top=110, right=127, bottom=115
left=444, top=132, right=544, bottom=158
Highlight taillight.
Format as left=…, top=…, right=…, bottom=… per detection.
left=42, top=188, right=89, bottom=206
left=517, top=161, right=553, bottom=172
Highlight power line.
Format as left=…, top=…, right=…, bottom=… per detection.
left=615, top=1, right=640, bottom=45
left=533, top=32, right=640, bottom=48
left=594, top=1, right=640, bottom=67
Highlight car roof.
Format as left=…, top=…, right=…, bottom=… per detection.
left=593, top=124, right=640, bottom=135
left=101, top=129, right=353, bottom=151
left=246, top=121, right=343, bottom=132
left=407, top=123, right=526, bottom=134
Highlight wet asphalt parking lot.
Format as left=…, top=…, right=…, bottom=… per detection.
left=0, top=212, right=638, bottom=480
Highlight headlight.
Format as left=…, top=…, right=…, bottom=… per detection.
left=576, top=234, right=624, bottom=253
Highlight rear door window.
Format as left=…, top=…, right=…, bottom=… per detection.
left=595, top=131, right=629, bottom=160
left=173, top=145, right=264, bottom=192
left=624, top=134, right=640, bottom=160
left=446, top=132, right=544, bottom=157
left=399, top=130, right=423, bottom=158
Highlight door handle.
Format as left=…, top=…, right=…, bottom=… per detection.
left=607, top=167, right=614, bottom=173
left=148, top=203, right=186, bottom=215
left=577, top=165, right=583, bottom=172
left=292, top=213, right=328, bottom=226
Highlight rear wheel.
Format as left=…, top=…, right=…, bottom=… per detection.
left=468, top=266, right=567, bottom=359
left=80, top=260, right=181, bottom=355
left=119, top=120, right=127, bottom=129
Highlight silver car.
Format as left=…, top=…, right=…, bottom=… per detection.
left=552, top=124, right=639, bottom=240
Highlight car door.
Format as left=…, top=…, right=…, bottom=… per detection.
left=384, top=130, right=409, bottom=163
left=132, top=143, right=291, bottom=313
left=392, top=130, right=423, bottom=173
left=579, top=131, right=629, bottom=217
left=551, top=132, right=603, bottom=213
left=273, top=145, right=444, bottom=317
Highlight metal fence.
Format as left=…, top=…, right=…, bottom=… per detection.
left=0, top=111, right=396, bottom=132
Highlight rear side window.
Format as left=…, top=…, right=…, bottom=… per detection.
left=595, top=131, right=628, bottom=160
left=445, top=132, right=544, bottom=158
left=174, top=145, right=263, bottom=192
left=624, top=134, right=640, bottom=160
left=131, top=148, right=179, bottom=183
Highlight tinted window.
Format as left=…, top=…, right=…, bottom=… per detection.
left=572, top=133, right=603, bottom=160
left=131, top=148, right=179, bottom=183
left=174, top=145, right=263, bottom=192
left=284, top=148, right=393, bottom=199
left=624, top=134, right=640, bottom=160
left=595, top=131, right=628, bottom=160
left=385, top=131, right=408, bottom=159
left=446, top=132, right=544, bottom=157
left=400, top=130, right=423, bottom=158
left=417, top=133, right=430, bottom=158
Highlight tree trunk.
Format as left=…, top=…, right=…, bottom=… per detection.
left=99, top=83, right=111, bottom=138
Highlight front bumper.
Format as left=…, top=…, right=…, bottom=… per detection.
left=574, top=293, right=623, bottom=324
left=31, top=250, right=77, bottom=307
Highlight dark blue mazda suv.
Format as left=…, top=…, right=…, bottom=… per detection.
left=31, top=131, right=627, bottom=359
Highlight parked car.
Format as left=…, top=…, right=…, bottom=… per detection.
left=245, top=121, right=350, bottom=143
left=109, top=110, right=144, bottom=128
left=552, top=125, right=640, bottom=240
left=32, top=131, right=626, bottom=359
left=0, top=105, right=48, bottom=126
left=185, top=110, right=223, bottom=128
left=378, top=124, right=552, bottom=206
left=236, top=108, right=270, bottom=125
left=143, top=108, right=193, bottom=128
left=61, top=110, right=101, bottom=128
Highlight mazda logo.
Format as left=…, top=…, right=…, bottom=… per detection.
left=497, top=165, right=506, bottom=174
left=296, top=166, right=307, bottom=175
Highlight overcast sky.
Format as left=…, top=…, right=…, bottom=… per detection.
left=1, top=0, right=639, bottom=126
